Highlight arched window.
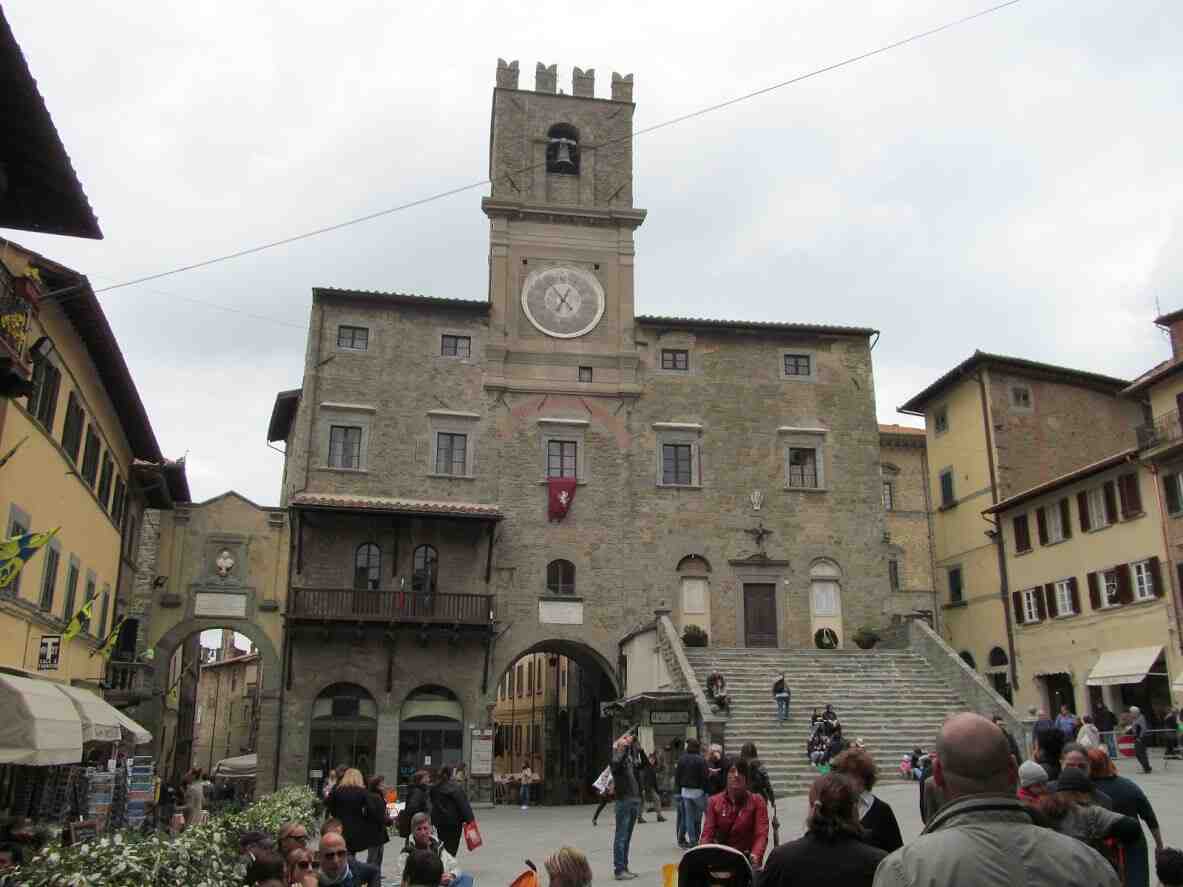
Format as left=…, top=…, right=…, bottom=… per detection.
left=546, top=559, right=575, bottom=596
left=987, top=647, right=1012, bottom=703
left=413, top=544, right=438, bottom=593
left=354, top=543, right=381, bottom=590
left=308, top=683, right=377, bottom=790
left=546, top=123, right=579, bottom=174
left=988, top=647, right=1008, bottom=668
left=960, top=650, right=977, bottom=670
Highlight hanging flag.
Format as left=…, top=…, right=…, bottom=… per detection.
left=0, top=527, right=59, bottom=590
left=0, top=436, right=28, bottom=471
left=547, top=477, right=578, bottom=522
left=63, top=595, right=96, bottom=642
left=92, top=616, right=126, bottom=659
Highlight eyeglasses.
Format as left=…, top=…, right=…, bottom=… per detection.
left=296, top=861, right=315, bottom=870
left=321, top=850, right=347, bottom=859
left=286, top=833, right=309, bottom=843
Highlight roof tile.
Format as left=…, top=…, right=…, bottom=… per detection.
left=290, top=492, right=502, bottom=518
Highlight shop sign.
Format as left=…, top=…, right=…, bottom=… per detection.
left=38, top=635, right=61, bottom=671
left=650, top=710, right=690, bottom=725
left=470, top=729, right=493, bottom=776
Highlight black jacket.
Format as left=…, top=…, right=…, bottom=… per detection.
left=860, top=795, right=903, bottom=853
left=758, top=831, right=886, bottom=887
left=675, top=751, right=709, bottom=791
left=706, top=756, right=729, bottom=796
left=326, top=784, right=386, bottom=854
left=429, top=779, right=474, bottom=829
left=403, top=783, right=431, bottom=820
left=773, top=678, right=788, bottom=697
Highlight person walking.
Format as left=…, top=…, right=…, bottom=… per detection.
left=706, top=744, right=728, bottom=796
left=871, top=713, right=1120, bottom=887
left=676, top=737, right=709, bottom=849
left=401, top=770, right=432, bottom=832
left=1036, top=767, right=1141, bottom=873
left=363, top=775, right=392, bottom=870
left=325, top=768, right=376, bottom=862
left=591, top=768, right=614, bottom=827
left=740, top=742, right=778, bottom=845
left=1054, top=704, right=1078, bottom=742
left=1076, top=714, right=1101, bottom=749
left=1129, top=706, right=1153, bottom=774
left=637, top=751, right=666, bottom=823
left=1094, top=703, right=1119, bottom=757
left=701, top=758, right=769, bottom=870
left=520, top=764, right=534, bottom=811
left=1089, top=746, right=1165, bottom=887
left=181, top=773, right=204, bottom=828
left=829, top=747, right=902, bottom=853
left=758, top=773, right=886, bottom=887
left=429, top=766, right=475, bottom=858
left=773, top=674, right=791, bottom=723
left=610, top=731, right=643, bottom=881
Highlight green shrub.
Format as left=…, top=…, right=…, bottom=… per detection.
left=14, top=785, right=318, bottom=887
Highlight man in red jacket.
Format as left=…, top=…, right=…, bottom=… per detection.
left=700, top=757, right=769, bottom=869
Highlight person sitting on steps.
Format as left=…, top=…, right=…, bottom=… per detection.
left=706, top=671, right=730, bottom=713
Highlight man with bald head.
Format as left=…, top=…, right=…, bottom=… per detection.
left=872, top=713, right=1119, bottom=887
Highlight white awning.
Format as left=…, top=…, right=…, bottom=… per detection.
left=213, top=752, right=256, bottom=779
left=0, top=674, right=84, bottom=765
left=57, top=685, right=122, bottom=743
left=1086, top=646, right=1164, bottom=687
left=110, top=706, right=152, bottom=745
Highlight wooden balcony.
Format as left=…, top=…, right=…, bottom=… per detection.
left=289, top=588, right=494, bottom=626
left=104, top=661, right=155, bottom=707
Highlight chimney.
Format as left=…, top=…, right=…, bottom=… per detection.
left=573, top=67, right=594, bottom=98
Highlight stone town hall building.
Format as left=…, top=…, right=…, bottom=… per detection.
left=266, top=60, right=902, bottom=789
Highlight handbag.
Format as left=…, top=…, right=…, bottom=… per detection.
left=463, top=819, right=483, bottom=852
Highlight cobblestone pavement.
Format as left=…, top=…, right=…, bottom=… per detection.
left=377, top=750, right=1183, bottom=885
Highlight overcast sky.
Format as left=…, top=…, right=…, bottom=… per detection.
left=7, top=0, right=1181, bottom=504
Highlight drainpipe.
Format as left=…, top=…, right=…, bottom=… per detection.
left=976, top=371, right=1019, bottom=690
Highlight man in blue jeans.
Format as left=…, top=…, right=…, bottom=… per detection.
left=773, top=673, right=790, bottom=723
left=610, top=732, right=642, bottom=880
left=675, top=737, right=709, bottom=849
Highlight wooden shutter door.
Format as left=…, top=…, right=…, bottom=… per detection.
left=1103, top=482, right=1118, bottom=524
left=1116, top=563, right=1134, bottom=604
left=1036, top=507, right=1049, bottom=545
left=1077, top=491, right=1091, bottom=532
left=1059, top=499, right=1072, bottom=538
left=1165, top=475, right=1182, bottom=516
left=1043, top=583, right=1058, bottom=618
left=1150, top=557, right=1164, bottom=597
left=1035, top=589, right=1047, bottom=621
left=1068, top=577, right=1080, bottom=615
left=1087, top=572, right=1101, bottom=610
left=1011, top=591, right=1025, bottom=625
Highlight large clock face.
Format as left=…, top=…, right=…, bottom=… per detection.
left=520, top=266, right=605, bottom=339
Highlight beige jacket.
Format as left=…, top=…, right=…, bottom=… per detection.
left=872, top=794, right=1120, bottom=887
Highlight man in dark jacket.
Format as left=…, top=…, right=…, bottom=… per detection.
left=429, top=767, right=475, bottom=857
left=1094, top=703, right=1118, bottom=756
left=610, top=732, right=642, bottom=880
left=675, top=738, right=709, bottom=849
left=991, top=716, right=1021, bottom=764
left=773, top=673, right=790, bottom=723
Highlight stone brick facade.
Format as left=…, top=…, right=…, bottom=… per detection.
left=880, top=425, right=937, bottom=624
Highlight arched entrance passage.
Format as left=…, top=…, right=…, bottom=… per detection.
left=398, top=685, right=464, bottom=785
left=308, top=683, right=378, bottom=794
left=491, top=639, right=619, bottom=806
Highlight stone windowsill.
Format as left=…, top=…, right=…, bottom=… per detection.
left=784, top=485, right=829, bottom=493
left=942, top=599, right=968, bottom=610
left=656, top=483, right=702, bottom=490
left=427, top=473, right=476, bottom=481
left=538, top=595, right=584, bottom=603
left=315, top=466, right=369, bottom=475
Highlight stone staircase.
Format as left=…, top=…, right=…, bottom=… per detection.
left=685, top=647, right=969, bottom=798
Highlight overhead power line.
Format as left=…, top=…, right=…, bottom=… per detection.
left=46, top=0, right=1024, bottom=305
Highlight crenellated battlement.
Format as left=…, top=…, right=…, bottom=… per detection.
left=495, top=58, right=634, bottom=102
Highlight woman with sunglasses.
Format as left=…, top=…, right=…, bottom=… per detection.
left=285, top=847, right=318, bottom=887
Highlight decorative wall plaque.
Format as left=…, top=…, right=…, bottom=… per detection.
left=538, top=599, right=583, bottom=625
left=194, top=592, right=248, bottom=619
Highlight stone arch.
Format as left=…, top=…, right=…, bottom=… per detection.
left=494, top=638, right=620, bottom=698
left=808, top=558, right=844, bottom=647
left=676, top=554, right=712, bottom=573
left=397, top=684, right=466, bottom=778
left=809, top=558, right=843, bottom=579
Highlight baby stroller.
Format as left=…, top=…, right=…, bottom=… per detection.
left=678, top=844, right=755, bottom=887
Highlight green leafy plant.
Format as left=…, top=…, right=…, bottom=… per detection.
left=14, top=785, right=318, bottom=887
left=682, top=624, right=709, bottom=647
left=852, top=625, right=881, bottom=649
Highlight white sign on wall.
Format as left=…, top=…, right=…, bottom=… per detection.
left=194, top=592, right=248, bottom=619
left=539, top=600, right=583, bottom=625
left=470, top=729, right=493, bottom=776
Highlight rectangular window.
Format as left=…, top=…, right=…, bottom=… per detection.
left=1022, top=588, right=1041, bottom=623
left=1102, top=570, right=1119, bottom=608
left=882, top=481, right=894, bottom=511
left=62, top=561, right=80, bottom=622
left=1163, top=473, right=1183, bottom=516
left=939, top=469, right=955, bottom=507
left=6, top=515, right=27, bottom=596
left=111, top=477, right=126, bottom=526
left=61, top=392, right=84, bottom=463
left=1132, top=560, right=1155, bottom=601
left=328, top=425, right=363, bottom=469
left=889, top=559, right=901, bottom=593
left=28, top=359, right=61, bottom=431
left=125, top=514, right=137, bottom=561
left=1054, top=579, right=1075, bottom=616
left=547, top=440, right=578, bottom=479
left=81, top=578, right=96, bottom=634
left=948, top=567, right=963, bottom=604
left=336, top=325, right=369, bottom=350
left=434, top=432, right=468, bottom=476
left=1046, top=501, right=1064, bottom=543
left=441, top=335, right=471, bottom=358
left=1118, top=473, right=1142, bottom=518
left=1087, top=487, right=1109, bottom=529
left=934, top=407, right=949, bottom=434
left=97, top=590, right=109, bottom=639
left=661, top=349, right=689, bottom=371
left=1013, top=514, right=1031, bottom=553
left=81, top=426, right=100, bottom=486
left=787, top=448, right=819, bottom=489
left=97, top=454, right=114, bottom=510
left=1011, top=385, right=1032, bottom=409
left=783, top=354, right=811, bottom=376
left=662, top=443, right=693, bottom=486
left=578, top=366, right=593, bottom=383
left=39, top=545, right=60, bottom=612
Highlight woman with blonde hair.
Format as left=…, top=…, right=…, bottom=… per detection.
left=545, top=846, right=593, bottom=887
left=326, top=767, right=385, bottom=859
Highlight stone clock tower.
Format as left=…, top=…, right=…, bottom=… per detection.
left=482, top=59, right=647, bottom=396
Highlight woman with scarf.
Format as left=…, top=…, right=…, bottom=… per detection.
left=701, top=758, right=769, bottom=870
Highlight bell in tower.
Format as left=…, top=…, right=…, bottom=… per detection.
left=546, top=124, right=580, bottom=175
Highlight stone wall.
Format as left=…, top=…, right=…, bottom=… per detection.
left=881, top=430, right=937, bottom=625
left=655, top=612, right=717, bottom=731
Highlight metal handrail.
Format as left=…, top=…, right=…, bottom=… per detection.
left=1137, top=409, right=1183, bottom=449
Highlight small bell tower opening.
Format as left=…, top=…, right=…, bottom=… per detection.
left=546, top=123, right=580, bottom=175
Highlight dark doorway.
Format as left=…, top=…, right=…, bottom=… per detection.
left=1043, top=673, right=1076, bottom=713
left=744, top=584, right=777, bottom=647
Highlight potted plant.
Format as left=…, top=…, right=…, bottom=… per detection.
left=682, top=624, right=709, bottom=647
left=853, top=625, right=881, bottom=649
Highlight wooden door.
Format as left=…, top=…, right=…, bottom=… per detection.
left=743, top=584, right=777, bottom=647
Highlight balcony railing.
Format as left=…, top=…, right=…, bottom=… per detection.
left=1137, top=409, right=1183, bottom=451
left=290, top=588, right=494, bottom=625
left=104, top=661, right=155, bottom=704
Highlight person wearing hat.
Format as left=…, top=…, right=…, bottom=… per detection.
left=1016, top=761, right=1048, bottom=808
left=1037, top=767, right=1141, bottom=864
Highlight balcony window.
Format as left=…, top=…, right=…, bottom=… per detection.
left=354, top=543, right=381, bottom=591
left=413, top=544, right=438, bottom=593
left=546, top=559, right=575, bottom=596
left=328, top=425, right=363, bottom=470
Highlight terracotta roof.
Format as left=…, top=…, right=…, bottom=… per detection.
left=982, top=447, right=1138, bottom=515
left=899, top=350, right=1130, bottom=415
left=0, top=10, right=101, bottom=239
left=1121, top=356, right=1181, bottom=398
left=312, top=287, right=490, bottom=312
left=131, top=458, right=191, bottom=506
left=267, top=388, right=300, bottom=442
left=878, top=423, right=925, bottom=436
left=636, top=314, right=876, bottom=337
left=290, top=492, right=502, bottom=519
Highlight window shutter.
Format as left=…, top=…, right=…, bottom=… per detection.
left=1165, top=475, right=1182, bottom=516
left=1149, top=557, right=1164, bottom=598
left=1077, top=491, right=1091, bottom=532
left=1087, top=572, right=1101, bottom=610
left=1036, top=507, right=1048, bottom=546
left=1059, top=498, right=1072, bottom=539
left=1103, top=482, right=1118, bottom=524
left=1033, top=589, right=1046, bottom=621
left=1118, top=474, right=1142, bottom=516
left=1116, top=563, right=1134, bottom=605
left=1043, top=583, right=1058, bottom=619
left=1068, top=577, right=1080, bottom=615
left=1013, top=515, right=1030, bottom=552
left=1011, top=591, right=1024, bottom=625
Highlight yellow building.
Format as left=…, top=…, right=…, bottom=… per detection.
left=899, top=352, right=1143, bottom=699
left=0, top=240, right=187, bottom=695
left=192, top=630, right=260, bottom=775
left=985, top=453, right=1179, bottom=717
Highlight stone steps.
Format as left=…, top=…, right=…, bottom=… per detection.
left=685, top=647, right=967, bottom=796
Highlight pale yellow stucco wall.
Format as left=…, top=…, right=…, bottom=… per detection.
left=1148, top=374, right=1183, bottom=421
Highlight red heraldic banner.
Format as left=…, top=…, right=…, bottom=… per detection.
left=547, top=478, right=578, bottom=522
